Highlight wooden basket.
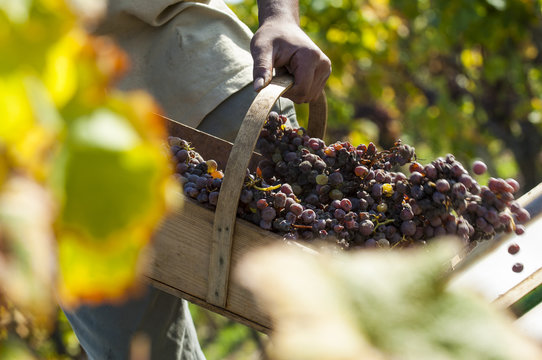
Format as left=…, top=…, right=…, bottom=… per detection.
left=146, top=75, right=327, bottom=333
left=146, top=75, right=542, bottom=333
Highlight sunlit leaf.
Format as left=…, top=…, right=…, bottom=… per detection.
left=56, top=230, right=151, bottom=306
left=53, top=100, right=171, bottom=304
left=55, top=108, right=167, bottom=241
left=43, top=30, right=81, bottom=107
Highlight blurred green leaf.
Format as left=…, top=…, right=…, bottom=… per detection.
left=238, top=240, right=542, bottom=360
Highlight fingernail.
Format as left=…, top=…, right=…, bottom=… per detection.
left=254, top=77, right=265, bottom=91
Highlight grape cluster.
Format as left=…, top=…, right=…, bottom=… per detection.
left=168, top=111, right=530, bottom=249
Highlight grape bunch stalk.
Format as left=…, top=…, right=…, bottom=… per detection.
left=169, top=112, right=530, bottom=249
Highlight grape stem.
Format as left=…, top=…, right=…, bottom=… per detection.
left=373, top=218, right=396, bottom=232
left=253, top=183, right=282, bottom=192
left=391, top=236, right=411, bottom=249
left=292, top=224, right=313, bottom=229
left=244, top=177, right=281, bottom=192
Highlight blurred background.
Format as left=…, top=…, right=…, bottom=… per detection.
left=1, top=0, right=541, bottom=359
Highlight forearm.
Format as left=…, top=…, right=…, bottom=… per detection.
left=257, top=0, right=299, bottom=25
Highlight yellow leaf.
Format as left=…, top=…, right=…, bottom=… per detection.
left=57, top=230, right=151, bottom=307
left=43, top=30, right=83, bottom=107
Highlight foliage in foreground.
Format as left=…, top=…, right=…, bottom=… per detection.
left=237, top=240, right=542, bottom=360
left=0, top=0, right=174, bottom=355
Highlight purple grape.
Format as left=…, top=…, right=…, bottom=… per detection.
left=301, top=209, right=316, bottom=224
left=424, top=164, right=438, bottom=180
left=285, top=211, right=297, bottom=223
left=188, top=187, right=200, bottom=199
left=260, top=219, right=272, bottom=230
left=274, top=192, right=287, bottom=208
left=372, top=183, right=383, bottom=198
left=359, top=220, right=374, bottom=236
left=354, top=165, right=369, bottom=177
left=280, top=183, right=293, bottom=195
left=261, top=207, right=277, bottom=221
left=512, top=263, right=524, bottom=273
left=328, top=172, right=344, bottom=186
left=506, top=178, right=520, bottom=193
left=176, top=149, right=188, bottom=162
left=239, top=189, right=253, bottom=204
left=514, top=208, right=531, bottom=224
left=289, top=203, right=303, bottom=216
left=334, top=208, right=346, bottom=220
left=508, top=243, right=520, bottom=255
left=452, top=182, right=467, bottom=198
left=209, top=191, right=219, bottom=206
left=257, top=199, right=268, bottom=210
left=364, top=238, right=377, bottom=248
left=457, top=175, right=473, bottom=190
left=409, top=172, right=423, bottom=185
left=515, top=224, right=526, bottom=235
left=432, top=192, right=446, bottom=204
left=472, top=160, right=487, bottom=175
left=400, top=206, right=414, bottom=221
left=400, top=220, right=416, bottom=236
left=340, top=198, right=352, bottom=212
left=345, top=219, right=359, bottom=230
left=435, top=179, right=450, bottom=193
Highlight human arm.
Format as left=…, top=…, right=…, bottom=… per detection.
left=251, top=0, right=331, bottom=103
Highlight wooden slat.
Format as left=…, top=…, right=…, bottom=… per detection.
left=308, top=90, right=328, bottom=139
left=493, top=267, right=542, bottom=309
left=147, top=195, right=283, bottom=330
left=207, top=75, right=295, bottom=306
left=151, top=278, right=272, bottom=334
left=165, top=118, right=264, bottom=171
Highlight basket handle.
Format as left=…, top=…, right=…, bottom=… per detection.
left=207, top=75, right=327, bottom=307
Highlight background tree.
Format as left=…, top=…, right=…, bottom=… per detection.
left=234, top=0, right=542, bottom=192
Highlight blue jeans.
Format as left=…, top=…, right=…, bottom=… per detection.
left=63, top=85, right=296, bottom=360
left=64, top=287, right=205, bottom=360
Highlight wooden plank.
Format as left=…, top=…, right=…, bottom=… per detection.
left=493, top=267, right=542, bottom=309
left=207, top=75, right=294, bottom=307
left=166, top=118, right=234, bottom=170
left=308, top=90, right=328, bottom=139
left=150, top=278, right=271, bottom=334
left=165, top=118, right=265, bottom=172
left=147, top=194, right=282, bottom=330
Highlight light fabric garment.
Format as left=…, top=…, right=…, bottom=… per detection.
left=95, top=0, right=255, bottom=128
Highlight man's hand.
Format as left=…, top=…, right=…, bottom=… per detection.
left=251, top=1, right=331, bottom=103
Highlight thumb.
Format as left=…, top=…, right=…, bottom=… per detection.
left=251, top=37, right=274, bottom=92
